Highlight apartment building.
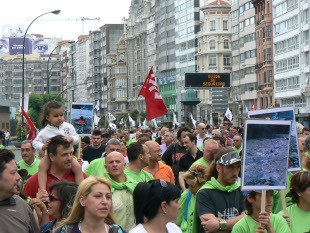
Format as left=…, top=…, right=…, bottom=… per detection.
left=197, top=0, right=232, bottom=125
left=231, top=0, right=257, bottom=124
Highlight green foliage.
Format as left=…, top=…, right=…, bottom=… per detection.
left=16, top=121, right=27, bottom=141
left=27, top=93, right=64, bottom=129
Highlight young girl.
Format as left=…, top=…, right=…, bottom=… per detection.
left=33, top=100, right=84, bottom=192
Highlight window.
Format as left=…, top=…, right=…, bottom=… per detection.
left=232, top=25, right=239, bottom=34
left=268, top=70, right=272, bottom=83
left=224, top=56, right=231, bottom=66
left=266, top=26, right=271, bottom=37
left=275, top=56, right=299, bottom=72
left=209, top=56, right=216, bottom=66
left=223, top=21, right=228, bottom=31
left=240, top=5, right=244, bottom=16
left=240, top=53, right=245, bottom=62
left=232, top=10, right=238, bottom=20
left=267, top=48, right=272, bottom=60
left=211, top=21, right=216, bottom=31
left=224, top=40, right=229, bottom=49
left=239, top=22, right=244, bottom=32
left=210, top=40, right=216, bottom=49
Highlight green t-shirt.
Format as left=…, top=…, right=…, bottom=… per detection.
left=125, top=139, right=135, bottom=147
left=272, top=173, right=293, bottom=214
left=124, top=167, right=153, bottom=183
left=17, top=159, right=40, bottom=176
left=305, top=151, right=310, bottom=158
left=279, top=203, right=310, bottom=233
left=85, top=158, right=107, bottom=177
left=191, top=157, right=210, bottom=167
left=175, top=190, right=198, bottom=233
left=0, top=145, right=4, bottom=148
left=232, top=214, right=290, bottom=233
left=232, top=145, right=243, bottom=154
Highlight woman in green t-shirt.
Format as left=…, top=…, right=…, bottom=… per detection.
left=175, top=163, right=209, bottom=233
left=278, top=171, right=310, bottom=233
left=232, top=190, right=291, bottom=233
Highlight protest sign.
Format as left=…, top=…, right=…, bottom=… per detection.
left=242, top=119, right=291, bottom=191
left=248, top=107, right=301, bottom=171
left=71, top=103, right=94, bottom=136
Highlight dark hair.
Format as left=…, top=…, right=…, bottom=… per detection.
left=127, top=142, right=145, bottom=162
left=184, top=133, right=197, bottom=145
left=81, top=136, right=90, bottom=144
left=92, top=130, right=101, bottom=137
left=206, top=125, right=211, bottom=130
left=144, top=129, right=152, bottom=134
left=302, top=127, right=310, bottom=134
left=244, top=191, right=257, bottom=215
left=206, top=147, right=235, bottom=181
left=101, top=132, right=110, bottom=138
left=133, top=180, right=181, bottom=224
left=0, top=149, right=15, bottom=177
left=41, top=101, right=63, bottom=126
left=213, top=136, right=225, bottom=147
left=177, top=127, right=191, bottom=140
left=47, top=135, right=71, bottom=157
left=290, top=171, right=310, bottom=204
left=50, top=181, right=78, bottom=220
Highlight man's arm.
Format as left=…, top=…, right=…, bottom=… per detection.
left=178, top=171, right=186, bottom=191
left=200, top=212, right=246, bottom=232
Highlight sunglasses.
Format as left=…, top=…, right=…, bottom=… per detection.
left=200, top=128, right=206, bottom=130
left=49, top=194, right=61, bottom=202
left=189, top=169, right=201, bottom=177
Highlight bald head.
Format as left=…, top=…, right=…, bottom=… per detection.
left=105, top=151, right=126, bottom=177
left=145, top=141, right=162, bottom=162
left=198, top=123, right=207, bottom=137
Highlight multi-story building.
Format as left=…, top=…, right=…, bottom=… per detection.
left=197, top=0, right=232, bottom=125
left=0, top=53, right=62, bottom=103
left=273, top=0, right=310, bottom=125
left=155, top=0, right=177, bottom=122
left=127, top=0, right=150, bottom=112
left=75, top=35, right=89, bottom=102
left=252, top=0, right=274, bottom=109
left=107, top=31, right=129, bottom=115
left=231, top=0, right=257, bottom=124
left=175, top=0, right=200, bottom=123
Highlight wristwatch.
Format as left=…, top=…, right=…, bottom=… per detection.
left=219, top=219, right=227, bottom=231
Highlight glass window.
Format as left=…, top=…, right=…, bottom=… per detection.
left=224, top=40, right=229, bottom=49
left=210, top=40, right=216, bottom=49
left=224, top=56, right=231, bottom=66
left=209, top=55, right=216, bottom=66
left=223, top=21, right=228, bottom=30
left=211, top=21, right=216, bottom=31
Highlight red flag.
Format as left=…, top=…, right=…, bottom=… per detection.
left=252, top=99, right=256, bottom=111
left=21, top=107, right=36, bottom=141
left=138, top=67, right=168, bottom=121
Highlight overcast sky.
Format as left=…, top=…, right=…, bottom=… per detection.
left=0, top=0, right=131, bottom=41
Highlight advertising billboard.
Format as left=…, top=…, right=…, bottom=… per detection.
left=9, top=38, right=31, bottom=55
left=185, top=73, right=230, bottom=88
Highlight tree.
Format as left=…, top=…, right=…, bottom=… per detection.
left=16, top=121, right=27, bottom=141
left=27, top=93, right=64, bottom=129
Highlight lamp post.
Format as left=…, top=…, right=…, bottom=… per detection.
left=21, top=10, right=60, bottom=140
left=47, top=41, right=74, bottom=94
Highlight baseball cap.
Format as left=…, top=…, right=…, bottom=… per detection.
left=243, top=190, right=262, bottom=197
left=216, top=151, right=241, bottom=166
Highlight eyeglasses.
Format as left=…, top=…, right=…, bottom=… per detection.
left=200, top=128, right=206, bottom=130
left=49, top=194, right=61, bottom=202
left=159, top=179, right=168, bottom=190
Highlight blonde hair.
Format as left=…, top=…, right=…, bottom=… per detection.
left=183, top=164, right=209, bottom=187
left=57, top=177, right=116, bottom=230
left=203, top=138, right=219, bottom=149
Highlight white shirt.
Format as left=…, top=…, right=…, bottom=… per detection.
left=129, top=223, right=182, bottom=233
left=196, top=134, right=206, bottom=150
left=33, top=122, right=79, bottom=151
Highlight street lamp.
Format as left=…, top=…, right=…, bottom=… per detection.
left=21, top=10, right=60, bottom=140
left=47, top=41, right=74, bottom=94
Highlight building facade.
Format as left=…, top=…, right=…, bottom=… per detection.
left=230, top=0, right=257, bottom=125
left=252, top=0, right=274, bottom=109
left=197, top=0, right=232, bottom=125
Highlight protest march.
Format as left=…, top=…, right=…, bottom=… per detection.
left=0, top=70, right=309, bottom=233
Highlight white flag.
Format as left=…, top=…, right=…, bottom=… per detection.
left=190, top=113, right=197, bottom=128
left=95, top=100, right=100, bottom=111
left=108, top=112, right=116, bottom=121
left=139, top=118, right=142, bottom=127
left=245, top=106, right=248, bottom=112
left=225, top=108, right=233, bottom=122
left=128, top=114, right=135, bottom=127
left=109, top=122, right=116, bottom=130
left=143, top=119, right=148, bottom=129
left=173, top=112, right=179, bottom=127
left=152, top=119, right=158, bottom=129
left=94, top=114, right=100, bottom=126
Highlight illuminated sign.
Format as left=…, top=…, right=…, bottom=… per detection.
left=185, top=73, right=230, bottom=88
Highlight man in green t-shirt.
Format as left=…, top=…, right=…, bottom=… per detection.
left=192, top=139, right=219, bottom=167
left=125, top=142, right=153, bottom=183
left=232, top=135, right=243, bottom=156
left=232, top=190, right=290, bottom=233
left=17, top=140, right=40, bottom=177
left=124, top=130, right=135, bottom=147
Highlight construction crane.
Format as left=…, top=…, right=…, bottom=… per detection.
left=37, top=17, right=100, bottom=35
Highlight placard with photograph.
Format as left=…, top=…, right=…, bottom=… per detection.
left=242, top=119, right=291, bottom=190
left=71, top=103, right=94, bottom=136
left=248, top=107, right=301, bottom=171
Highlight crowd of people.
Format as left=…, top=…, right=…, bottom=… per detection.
left=0, top=100, right=309, bottom=233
